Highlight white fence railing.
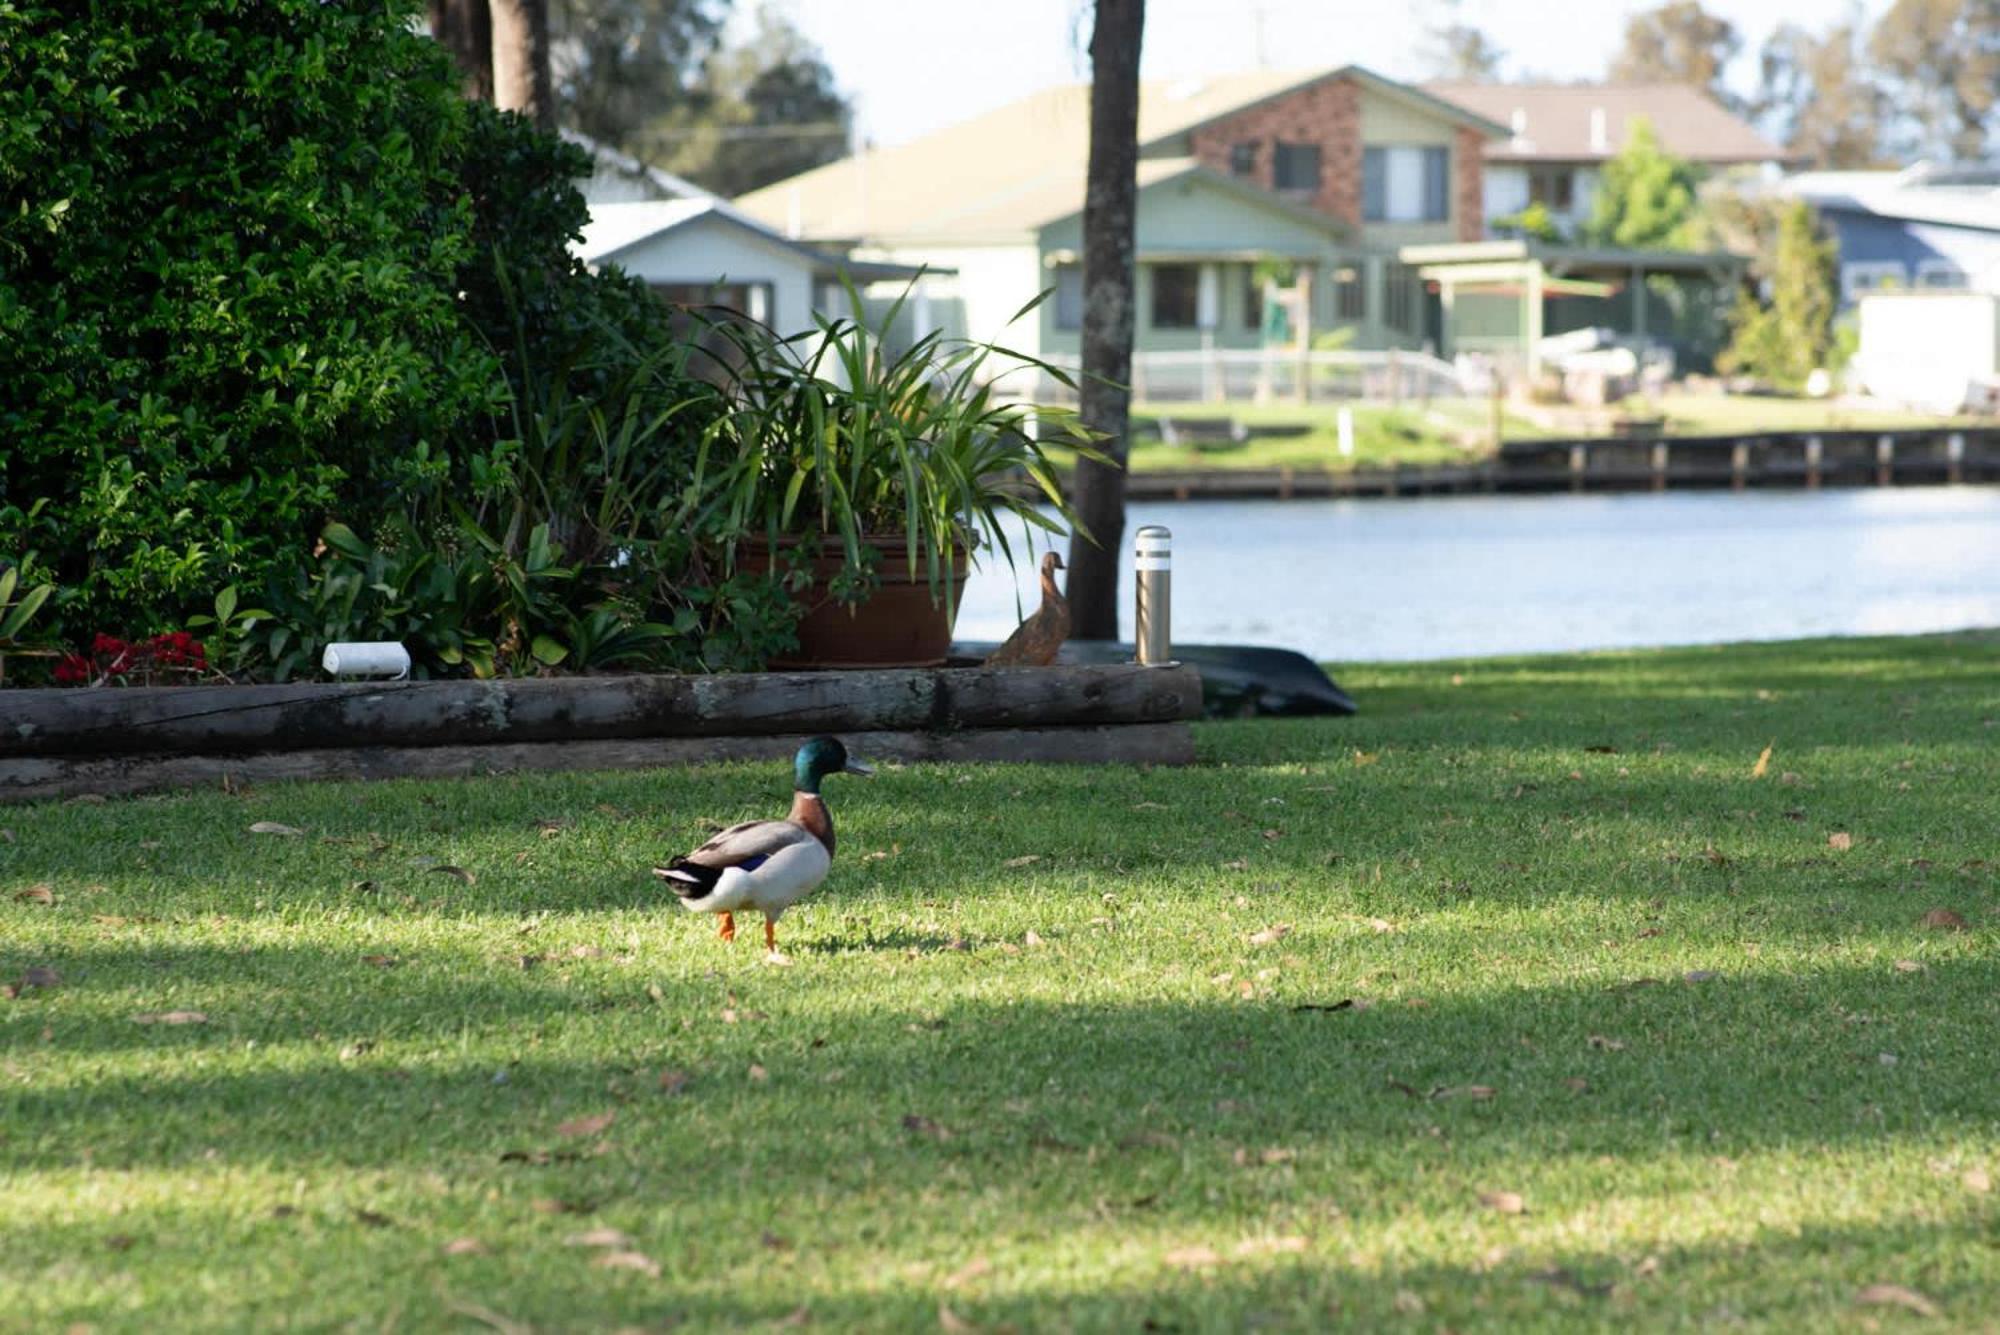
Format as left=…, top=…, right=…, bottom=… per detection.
left=1037, top=348, right=1472, bottom=406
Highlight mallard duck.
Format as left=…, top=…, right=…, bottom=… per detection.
left=984, top=551, right=1069, bottom=668
left=652, top=736, right=872, bottom=962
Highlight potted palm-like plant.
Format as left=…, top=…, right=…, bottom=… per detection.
left=693, top=287, right=1103, bottom=668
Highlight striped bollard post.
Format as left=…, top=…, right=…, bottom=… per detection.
left=1134, top=525, right=1172, bottom=666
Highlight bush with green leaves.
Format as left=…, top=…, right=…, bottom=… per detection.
left=0, top=0, right=775, bottom=678
left=0, top=0, right=504, bottom=631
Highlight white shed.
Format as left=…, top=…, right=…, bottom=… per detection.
left=576, top=200, right=930, bottom=338
left=1855, top=291, right=2000, bottom=413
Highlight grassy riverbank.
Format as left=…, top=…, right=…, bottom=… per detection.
left=4, top=632, right=1997, bottom=1330
left=1118, top=393, right=1978, bottom=474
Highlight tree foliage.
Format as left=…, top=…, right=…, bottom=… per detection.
left=1423, top=21, right=1506, bottom=81
left=1756, top=21, right=1885, bottom=169
left=1584, top=118, right=1699, bottom=250
left=1611, top=0, right=1742, bottom=108
left=1867, top=0, right=2000, bottom=161
left=1718, top=200, right=1838, bottom=392
left=549, top=0, right=723, bottom=153
left=647, top=6, right=850, bottom=197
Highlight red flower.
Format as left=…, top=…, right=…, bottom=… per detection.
left=53, top=655, right=92, bottom=684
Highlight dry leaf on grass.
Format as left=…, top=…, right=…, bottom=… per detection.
left=593, top=1250, right=660, bottom=1277
left=1023, top=930, right=1046, bottom=948
left=248, top=821, right=304, bottom=837
left=1828, top=831, right=1854, bottom=851
left=938, top=1305, right=978, bottom=1333
left=1751, top=743, right=1773, bottom=779
left=565, top=1227, right=631, bottom=1249
left=1247, top=924, right=1292, bottom=946
left=1393, top=1291, right=1426, bottom=1314
left=430, top=865, right=476, bottom=885
left=361, top=954, right=400, bottom=969
left=1234, top=1235, right=1308, bottom=1257
left=441, top=1238, right=486, bottom=1256
left=1432, top=1084, right=1496, bottom=1101
left=748, top=1064, right=769, bottom=1082
left=555, top=1111, right=615, bottom=1138
left=133, top=1010, right=207, bottom=1025
left=1588, top=1034, right=1626, bottom=1051
left=1963, top=1167, right=1992, bottom=1194
left=1853, top=1284, right=1941, bottom=1318
left=1919, top=908, right=1968, bottom=932
left=1894, top=959, right=1926, bottom=973
left=942, top=1257, right=992, bottom=1289
left=1352, top=750, right=1380, bottom=767
left=1164, top=1244, right=1222, bottom=1270
left=1131, top=801, right=1169, bottom=811
left=1479, top=1190, right=1526, bottom=1215
left=14, top=884, right=54, bottom=905
left=1002, top=855, right=1041, bottom=868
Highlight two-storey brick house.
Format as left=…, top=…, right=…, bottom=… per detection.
left=733, top=66, right=1505, bottom=360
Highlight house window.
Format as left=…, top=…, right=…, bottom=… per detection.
left=1841, top=261, right=1907, bottom=301
left=1382, top=262, right=1422, bottom=335
left=1363, top=145, right=1451, bottom=223
left=1915, top=259, right=1968, bottom=290
left=651, top=281, right=770, bottom=324
left=1243, top=266, right=1264, bottom=330
left=1229, top=141, right=1258, bottom=177
left=1274, top=142, right=1321, bottom=192
left=1053, top=263, right=1084, bottom=330
left=1151, top=263, right=1199, bottom=329
left=1332, top=265, right=1365, bottom=321
left=1527, top=166, right=1575, bottom=211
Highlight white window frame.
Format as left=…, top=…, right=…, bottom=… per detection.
left=1914, top=258, right=1968, bottom=290
left=1841, top=261, right=1907, bottom=302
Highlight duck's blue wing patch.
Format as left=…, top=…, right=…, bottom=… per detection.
left=736, top=854, right=769, bottom=872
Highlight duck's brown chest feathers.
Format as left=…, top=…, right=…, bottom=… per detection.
left=788, top=791, right=834, bottom=855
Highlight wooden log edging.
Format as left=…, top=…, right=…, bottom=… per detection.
left=0, top=724, right=1198, bottom=803
left=0, top=664, right=1202, bottom=759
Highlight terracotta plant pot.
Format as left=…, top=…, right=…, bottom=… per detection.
left=743, top=535, right=968, bottom=669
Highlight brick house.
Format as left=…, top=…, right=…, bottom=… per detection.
left=733, top=66, right=1505, bottom=359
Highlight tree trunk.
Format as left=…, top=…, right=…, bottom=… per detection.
left=490, top=0, right=555, bottom=128
left=427, top=0, right=493, bottom=101
left=1065, top=0, right=1144, bottom=641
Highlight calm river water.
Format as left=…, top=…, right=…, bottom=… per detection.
left=957, top=488, right=2000, bottom=662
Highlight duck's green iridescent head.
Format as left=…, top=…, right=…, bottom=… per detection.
left=794, top=735, right=874, bottom=793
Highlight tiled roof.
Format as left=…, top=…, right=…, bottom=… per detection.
left=1423, top=82, right=1785, bottom=165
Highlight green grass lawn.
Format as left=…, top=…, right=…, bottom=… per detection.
left=1121, top=403, right=1507, bottom=473
left=4, top=633, right=1998, bottom=1331
left=1105, top=395, right=1979, bottom=473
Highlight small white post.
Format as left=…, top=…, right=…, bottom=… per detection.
left=1336, top=405, right=1356, bottom=457
left=1134, top=526, right=1172, bottom=666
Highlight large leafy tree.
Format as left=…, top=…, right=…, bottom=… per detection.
left=1423, top=22, right=1505, bottom=80
left=1611, top=0, right=1742, bottom=109
left=645, top=6, right=850, bottom=196
left=1868, top=0, right=2000, bottom=161
left=1065, top=0, right=1144, bottom=642
left=549, top=0, right=723, bottom=152
left=1719, top=200, right=1838, bottom=391
left=1756, top=21, right=1885, bottom=169
left=1584, top=118, right=1699, bottom=250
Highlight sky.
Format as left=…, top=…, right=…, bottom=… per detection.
left=769, top=0, right=1894, bottom=148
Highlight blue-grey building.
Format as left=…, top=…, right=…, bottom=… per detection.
left=1777, top=165, right=2000, bottom=304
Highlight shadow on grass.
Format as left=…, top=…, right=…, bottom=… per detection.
left=6, top=944, right=1994, bottom=1174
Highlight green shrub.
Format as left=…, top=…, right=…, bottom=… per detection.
left=0, top=0, right=508, bottom=632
